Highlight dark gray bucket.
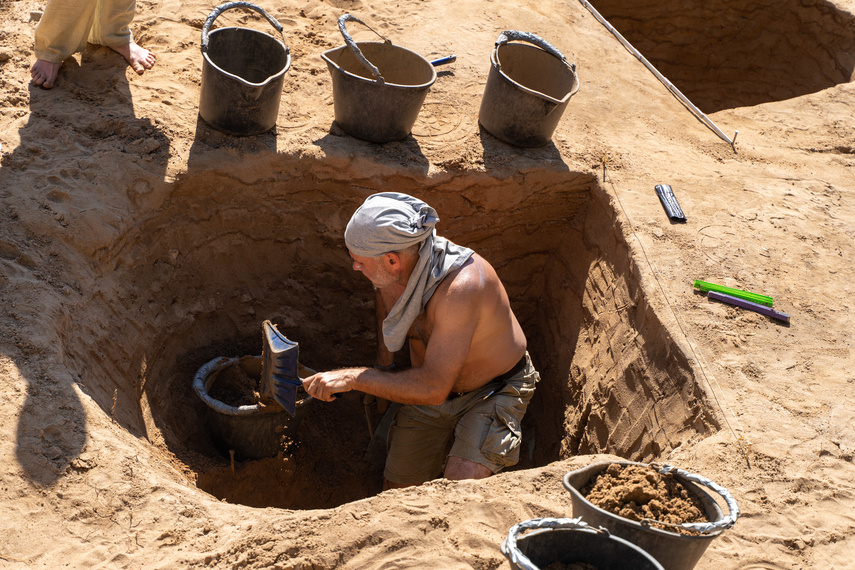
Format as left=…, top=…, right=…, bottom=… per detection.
left=199, top=2, right=291, bottom=136
left=502, top=518, right=664, bottom=570
left=563, top=461, right=740, bottom=570
left=321, top=14, right=437, bottom=143
left=479, top=31, right=579, bottom=147
left=193, top=355, right=312, bottom=460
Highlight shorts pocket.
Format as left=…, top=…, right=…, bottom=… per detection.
left=480, top=406, right=522, bottom=468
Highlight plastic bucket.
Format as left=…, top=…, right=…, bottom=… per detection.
left=479, top=31, right=579, bottom=147
left=563, top=461, right=740, bottom=570
left=193, top=355, right=312, bottom=460
left=502, top=518, right=664, bottom=570
left=321, top=14, right=437, bottom=143
left=199, top=2, right=291, bottom=136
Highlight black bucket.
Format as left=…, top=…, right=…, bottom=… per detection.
left=502, top=518, right=664, bottom=570
left=321, top=14, right=437, bottom=143
left=199, top=1, right=291, bottom=136
left=193, top=355, right=312, bottom=460
left=563, top=461, right=740, bottom=570
left=479, top=31, right=579, bottom=147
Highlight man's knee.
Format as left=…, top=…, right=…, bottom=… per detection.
left=443, top=455, right=492, bottom=481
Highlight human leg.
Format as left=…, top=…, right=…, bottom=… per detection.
left=383, top=404, right=456, bottom=488
left=443, top=455, right=492, bottom=480
left=31, top=0, right=98, bottom=88
left=89, top=0, right=155, bottom=74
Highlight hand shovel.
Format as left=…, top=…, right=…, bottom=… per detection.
left=260, top=320, right=301, bottom=417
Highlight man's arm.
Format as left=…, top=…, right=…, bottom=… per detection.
left=303, top=271, right=481, bottom=405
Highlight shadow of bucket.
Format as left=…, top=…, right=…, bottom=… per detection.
left=321, top=14, right=437, bottom=143
left=479, top=31, right=579, bottom=148
left=193, top=355, right=312, bottom=461
left=563, top=461, right=740, bottom=570
left=502, top=517, right=664, bottom=570
left=199, top=1, right=291, bottom=136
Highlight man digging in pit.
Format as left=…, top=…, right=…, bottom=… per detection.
left=303, top=192, right=540, bottom=490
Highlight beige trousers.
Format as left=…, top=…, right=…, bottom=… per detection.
left=34, top=0, right=136, bottom=63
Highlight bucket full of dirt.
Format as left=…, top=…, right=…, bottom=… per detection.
left=478, top=31, right=579, bottom=148
left=193, top=355, right=313, bottom=460
left=199, top=1, right=291, bottom=136
left=321, top=14, right=437, bottom=143
left=502, top=517, right=664, bottom=570
left=563, top=461, right=740, bottom=570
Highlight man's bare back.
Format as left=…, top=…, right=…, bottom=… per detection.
left=405, top=254, right=526, bottom=394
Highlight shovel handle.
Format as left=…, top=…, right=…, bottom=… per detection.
left=431, top=55, right=456, bottom=66
left=337, top=14, right=389, bottom=83
left=201, top=1, right=288, bottom=53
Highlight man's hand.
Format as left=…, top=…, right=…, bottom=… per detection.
left=302, top=369, right=362, bottom=402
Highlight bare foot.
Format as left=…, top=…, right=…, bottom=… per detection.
left=30, top=59, right=61, bottom=89
left=110, top=41, right=156, bottom=75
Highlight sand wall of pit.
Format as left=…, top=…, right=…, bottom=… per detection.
left=46, top=155, right=718, bottom=504
left=590, top=0, right=855, bottom=112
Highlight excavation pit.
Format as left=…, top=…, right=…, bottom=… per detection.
left=58, top=158, right=718, bottom=510
left=590, top=0, right=855, bottom=112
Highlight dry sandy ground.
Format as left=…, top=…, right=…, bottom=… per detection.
left=1, top=0, right=855, bottom=568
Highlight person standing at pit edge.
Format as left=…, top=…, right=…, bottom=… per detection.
left=31, top=0, right=156, bottom=89
left=303, top=192, right=540, bottom=489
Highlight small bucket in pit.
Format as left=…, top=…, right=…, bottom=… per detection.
left=199, top=1, right=291, bottom=136
left=321, top=14, right=437, bottom=143
left=478, top=31, right=579, bottom=147
left=193, top=355, right=312, bottom=460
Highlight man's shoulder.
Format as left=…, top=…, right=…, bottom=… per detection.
left=436, top=254, right=497, bottom=302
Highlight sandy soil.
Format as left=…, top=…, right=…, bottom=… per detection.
left=1, top=0, right=854, bottom=568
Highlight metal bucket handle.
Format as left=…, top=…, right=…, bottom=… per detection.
left=337, top=14, right=391, bottom=84
left=201, top=1, right=289, bottom=54
left=650, top=463, right=741, bottom=533
left=501, top=517, right=609, bottom=570
left=495, top=30, right=576, bottom=73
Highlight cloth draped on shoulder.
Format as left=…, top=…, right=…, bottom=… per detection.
left=345, top=192, right=474, bottom=352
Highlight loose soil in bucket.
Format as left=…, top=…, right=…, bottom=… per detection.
left=208, top=360, right=263, bottom=407
left=582, top=464, right=709, bottom=536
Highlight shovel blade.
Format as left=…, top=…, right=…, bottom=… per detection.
left=261, top=320, right=300, bottom=417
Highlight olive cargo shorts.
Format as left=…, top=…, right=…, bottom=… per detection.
left=384, top=353, right=539, bottom=486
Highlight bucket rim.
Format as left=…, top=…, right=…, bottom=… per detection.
left=490, top=43, right=579, bottom=105
left=193, top=356, right=310, bottom=416
left=562, top=460, right=727, bottom=540
left=202, top=26, right=292, bottom=88
left=321, top=42, right=438, bottom=90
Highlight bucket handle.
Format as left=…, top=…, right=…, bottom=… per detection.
left=337, top=14, right=391, bottom=84
left=647, top=463, right=741, bottom=534
left=501, top=517, right=609, bottom=570
left=495, top=30, right=574, bottom=71
left=201, top=1, right=289, bottom=54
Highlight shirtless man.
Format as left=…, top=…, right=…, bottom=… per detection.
left=31, top=0, right=156, bottom=89
left=303, top=192, right=539, bottom=489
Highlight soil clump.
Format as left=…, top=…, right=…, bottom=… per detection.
left=583, top=464, right=708, bottom=535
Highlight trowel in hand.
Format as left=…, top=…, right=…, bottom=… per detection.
left=260, top=320, right=301, bottom=417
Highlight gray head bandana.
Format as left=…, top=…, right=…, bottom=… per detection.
left=345, top=192, right=474, bottom=352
